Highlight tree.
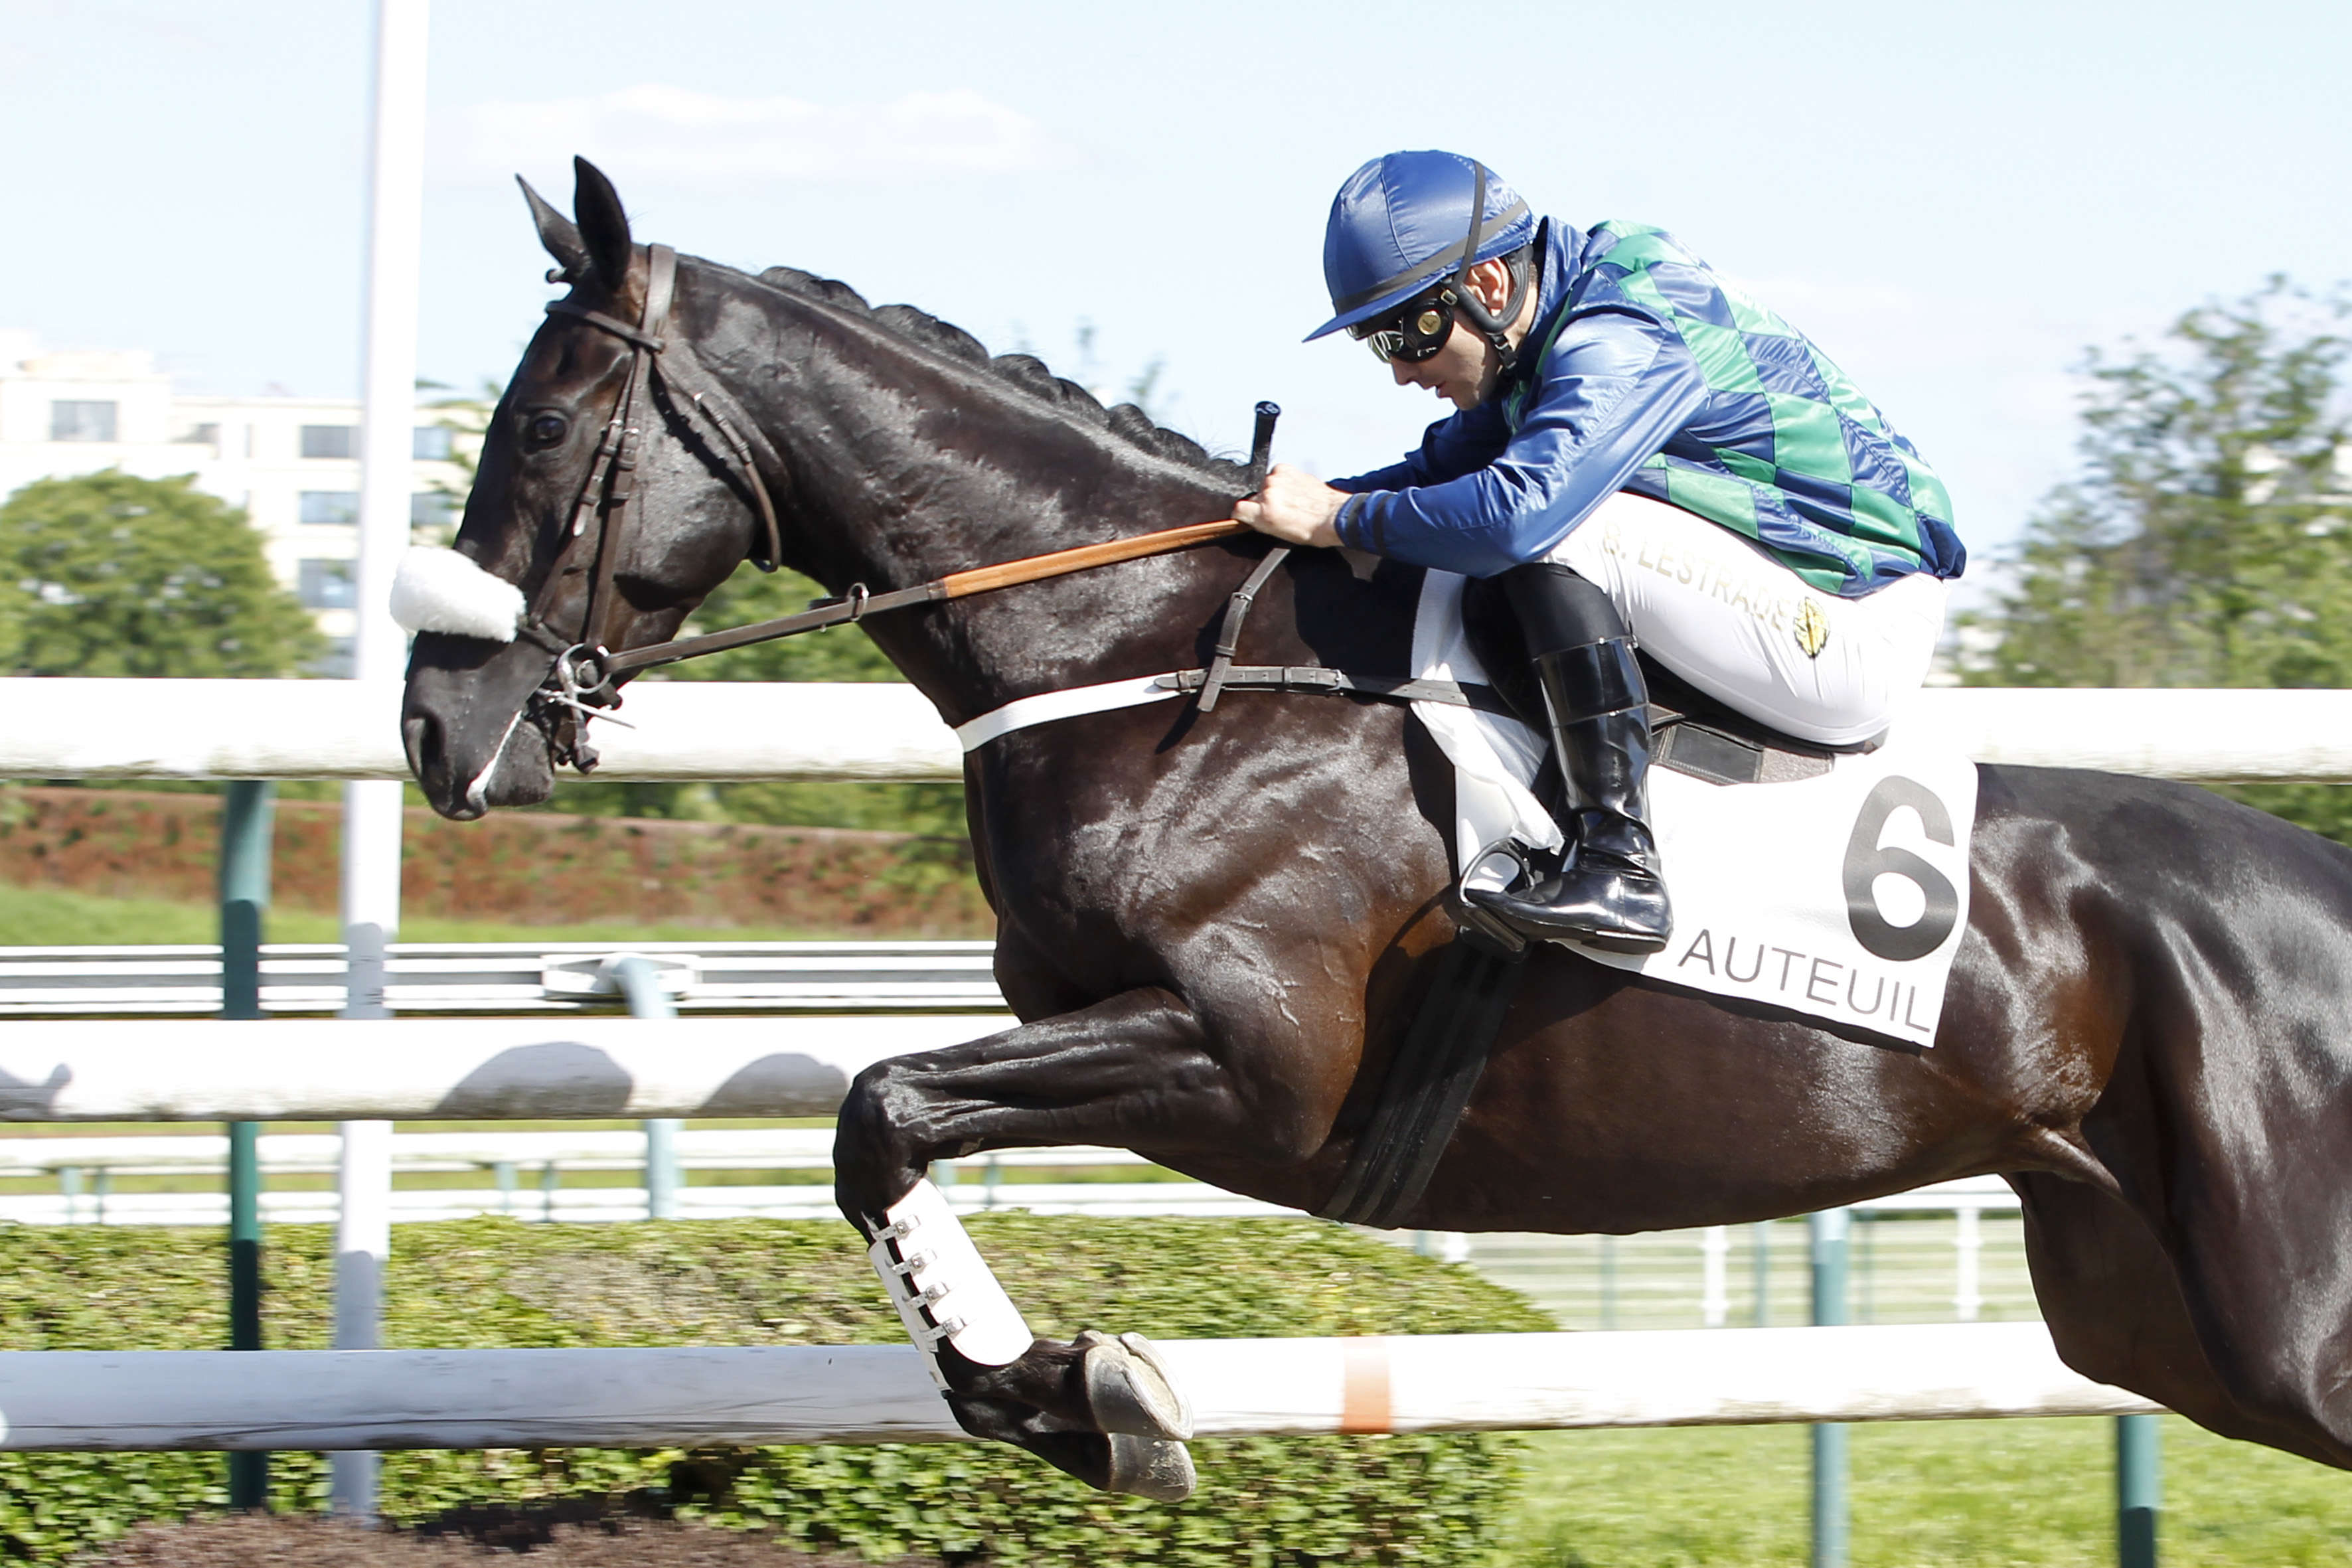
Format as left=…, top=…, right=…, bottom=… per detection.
left=1967, top=277, right=2352, bottom=689
left=0, top=471, right=324, bottom=677
left=1964, top=278, right=2352, bottom=838
left=415, top=377, right=499, bottom=543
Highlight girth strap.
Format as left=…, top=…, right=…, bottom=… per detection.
left=1196, top=547, right=1291, bottom=714
left=1153, top=665, right=1522, bottom=719
left=1316, top=936, right=1528, bottom=1229
left=951, top=665, right=1514, bottom=753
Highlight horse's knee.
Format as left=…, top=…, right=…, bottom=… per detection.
left=832, top=1061, right=928, bottom=1226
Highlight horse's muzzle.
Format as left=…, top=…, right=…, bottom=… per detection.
left=402, top=633, right=562, bottom=819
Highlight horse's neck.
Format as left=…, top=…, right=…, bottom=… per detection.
left=714, top=281, right=1249, bottom=722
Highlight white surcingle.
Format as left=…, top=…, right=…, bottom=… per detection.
left=389, top=546, right=526, bottom=642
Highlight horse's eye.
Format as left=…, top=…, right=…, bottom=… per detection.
left=524, top=412, right=569, bottom=449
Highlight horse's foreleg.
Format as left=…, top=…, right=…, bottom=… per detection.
left=834, top=987, right=1248, bottom=1500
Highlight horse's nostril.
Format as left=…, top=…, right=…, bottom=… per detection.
left=402, top=709, right=441, bottom=775
left=402, top=708, right=461, bottom=811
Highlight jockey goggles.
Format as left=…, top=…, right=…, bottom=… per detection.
left=1346, top=242, right=1535, bottom=365
left=1349, top=286, right=1463, bottom=364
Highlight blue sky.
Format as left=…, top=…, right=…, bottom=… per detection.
left=3, top=0, right=2346, bottom=565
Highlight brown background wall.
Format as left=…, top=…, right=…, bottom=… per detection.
left=0, top=788, right=993, bottom=936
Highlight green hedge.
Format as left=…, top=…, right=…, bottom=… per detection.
left=0, top=1216, right=1549, bottom=1565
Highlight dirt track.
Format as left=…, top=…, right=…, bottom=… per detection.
left=76, top=1510, right=947, bottom=1565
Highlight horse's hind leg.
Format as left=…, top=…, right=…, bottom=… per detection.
left=2014, top=1171, right=2352, bottom=1467
left=834, top=986, right=1277, bottom=1500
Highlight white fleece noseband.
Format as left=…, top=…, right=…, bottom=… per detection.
left=390, top=546, right=527, bottom=642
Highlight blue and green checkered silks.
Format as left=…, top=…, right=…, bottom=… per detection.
left=1510, top=223, right=1959, bottom=595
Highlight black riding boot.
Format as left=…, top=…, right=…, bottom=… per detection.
left=1468, top=567, right=1672, bottom=953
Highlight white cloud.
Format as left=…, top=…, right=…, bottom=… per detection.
left=439, top=84, right=1054, bottom=186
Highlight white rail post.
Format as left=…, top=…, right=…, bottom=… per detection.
left=1954, top=1203, right=1983, bottom=1322
left=609, top=957, right=681, bottom=1219
left=332, top=0, right=430, bottom=1525
left=1700, top=1225, right=1730, bottom=1328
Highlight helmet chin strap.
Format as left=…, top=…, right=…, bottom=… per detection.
left=1445, top=162, right=1534, bottom=370
left=1454, top=250, right=1532, bottom=370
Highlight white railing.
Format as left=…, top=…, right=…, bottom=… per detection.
left=0, top=1322, right=2155, bottom=1452
left=9, top=678, right=2352, bottom=783
left=0, top=941, right=1006, bottom=1016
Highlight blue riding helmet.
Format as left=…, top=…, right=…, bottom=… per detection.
left=1305, top=150, right=1537, bottom=343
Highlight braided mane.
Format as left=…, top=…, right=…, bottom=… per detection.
left=752, top=265, right=1245, bottom=487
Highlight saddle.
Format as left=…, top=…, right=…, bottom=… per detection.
left=1454, top=573, right=1883, bottom=793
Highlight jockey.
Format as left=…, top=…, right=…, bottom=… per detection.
left=1237, top=150, right=1965, bottom=955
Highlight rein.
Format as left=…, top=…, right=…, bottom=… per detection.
left=589, top=515, right=1251, bottom=682
left=534, top=265, right=1505, bottom=771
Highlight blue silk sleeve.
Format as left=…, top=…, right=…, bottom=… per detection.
left=1332, top=312, right=1709, bottom=577
left=1330, top=398, right=1511, bottom=494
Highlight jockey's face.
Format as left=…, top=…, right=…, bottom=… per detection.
left=1383, top=255, right=1536, bottom=412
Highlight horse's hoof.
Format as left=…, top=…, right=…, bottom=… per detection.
left=1077, top=1329, right=1194, bottom=1441
left=1105, top=1431, right=1196, bottom=1502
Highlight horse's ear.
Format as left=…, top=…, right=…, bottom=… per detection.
left=516, top=175, right=589, bottom=280
left=571, top=156, right=634, bottom=292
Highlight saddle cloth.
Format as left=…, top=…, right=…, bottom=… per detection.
left=1411, top=570, right=1979, bottom=1048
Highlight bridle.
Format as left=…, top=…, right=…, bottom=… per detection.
left=499, top=258, right=1504, bottom=779
left=518, top=242, right=785, bottom=769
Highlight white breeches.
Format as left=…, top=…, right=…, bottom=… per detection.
left=1547, top=491, right=1948, bottom=747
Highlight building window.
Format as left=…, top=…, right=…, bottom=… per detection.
left=50, top=401, right=118, bottom=442
left=300, top=424, right=356, bottom=459
left=309, top=637, right=356, bottom=679
left=297, top=559, right=356, bottom=610
left=410, top=491, right=455, bottom=529
left=412, top=426, right=453, bottom=461
left=175, top=422, right=220, bottom=447
left=299, top=491, right=360, bottom=526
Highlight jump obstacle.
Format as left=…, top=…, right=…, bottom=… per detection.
left=0, top=1324, right=2153, bottom=1452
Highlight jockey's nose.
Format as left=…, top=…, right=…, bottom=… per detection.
left=1390, top=356, right=1420, bottom=389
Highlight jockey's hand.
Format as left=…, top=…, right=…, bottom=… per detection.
left=1235, top=463, right=1344, bottom=548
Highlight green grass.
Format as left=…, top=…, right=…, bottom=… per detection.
left=1490, top=1416, right=2352, bottom=1566
left=0, top=882, right=879, bottom=945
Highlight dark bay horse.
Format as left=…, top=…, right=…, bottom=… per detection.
left=403, top=161, right=2352, bottom=1496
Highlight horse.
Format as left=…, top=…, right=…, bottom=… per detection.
left=402, top=159, right=2352, bottom=1498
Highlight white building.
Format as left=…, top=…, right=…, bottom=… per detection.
left=0, top=331, right=473, bottom=675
